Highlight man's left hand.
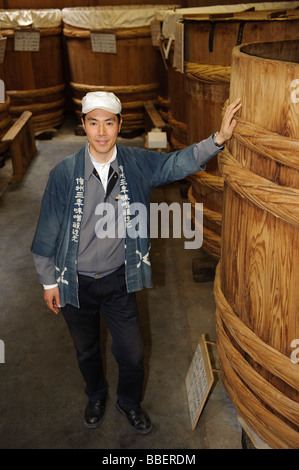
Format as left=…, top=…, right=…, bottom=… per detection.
left=215, top=98, right=242, bottom=146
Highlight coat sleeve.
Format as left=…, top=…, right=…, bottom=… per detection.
left=33, top=254, right=57, bottom=285
left=137, top=136, right=220, bottom=187
left=31, top=165, right=68, bottom=258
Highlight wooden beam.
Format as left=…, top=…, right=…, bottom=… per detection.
left=2, top=111, right=36, bottom=182
left=144, top=100, right=166, bottom=132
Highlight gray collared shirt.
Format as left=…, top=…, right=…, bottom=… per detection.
left=34, top=144, right=125, bottom=285
left=77, top=145, right=125, bottom=278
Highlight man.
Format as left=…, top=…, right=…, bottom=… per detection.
left=31, top=92, right=241, bottom=435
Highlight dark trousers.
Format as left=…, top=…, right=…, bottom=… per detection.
left=61, top=265, right=144, bottom=411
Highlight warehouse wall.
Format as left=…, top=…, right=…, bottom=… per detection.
left=184, top=0, right=286, bottom=6
left=3, top=0, right=181, bottom=8
left=0, top=0, right=288, bottom=9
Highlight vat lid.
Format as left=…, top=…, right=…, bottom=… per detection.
left=0, top=9, right=62, bottom=29
left=161, top=1, right=299, bottom=39
left=62, top=5, right=179, bottom=30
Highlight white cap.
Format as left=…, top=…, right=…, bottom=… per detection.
left=82, top=91, right=122, bottom=115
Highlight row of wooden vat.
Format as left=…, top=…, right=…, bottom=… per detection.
left=150, top=10, right=299, bottom=450
left=0, top=5, right=180, bottom=138
left=0, top=4, right=298, bottom=137
left=0, top=4, right=299, bottom=449
left=0, top=5, right=298, bottom=138
left=176, top=13, right=299, bottom=447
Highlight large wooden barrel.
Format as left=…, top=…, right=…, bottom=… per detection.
left=214, top=39, right=299, bottom=449
left=0, top=96, right=11, bottom=138
left=167, top=49, right=187, bottom=151
left=62, top=6, right=174, bottom=135
left=184, top=8, right=299, bottom=260
left=0, top=36, right=11, bottom=156
left=0, top=96, right=12, bottom=155
left=150, top=9, right=186, bottom=151
left=0, top=10, right=65, bottom=132
left=159, top=3, right=249, bottom=152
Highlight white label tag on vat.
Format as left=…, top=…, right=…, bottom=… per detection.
left=90, top=31, right=117, bottom=54
left=0, top=37, right=7, bottom=64
left=14, top=29, right=40, bottom=52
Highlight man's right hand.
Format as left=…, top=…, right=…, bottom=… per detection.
left=44, top=286, right=61, bottom=314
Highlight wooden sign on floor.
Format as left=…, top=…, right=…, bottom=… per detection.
left=185, top=334, right=215, bottom=430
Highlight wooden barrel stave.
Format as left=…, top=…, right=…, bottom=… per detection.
left=0, top=96, right=12, bottom=154
left=64, top=20, right=162, bottom=134
left=2, top=24, right=65, bottom=132
left=215, top=39, right=299, bottom=448
left=166, top=49, right=187, bottom=150
left=184, top=12, right=299, bottom=259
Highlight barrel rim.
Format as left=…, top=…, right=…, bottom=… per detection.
left=233, top=39, right=299, bottom=66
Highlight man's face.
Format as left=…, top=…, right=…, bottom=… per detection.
left=82, top=108, right=122, bottom=163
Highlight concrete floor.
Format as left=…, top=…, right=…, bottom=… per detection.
left=0, top=119, right=243, bottom=450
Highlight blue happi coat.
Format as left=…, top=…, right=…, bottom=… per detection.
left=31, top=143, right=208, bottom=307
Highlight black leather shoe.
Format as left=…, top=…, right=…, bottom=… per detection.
left=84, top=396, right=108, bottom=429
left=116, top=401, right=152, bottom=435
